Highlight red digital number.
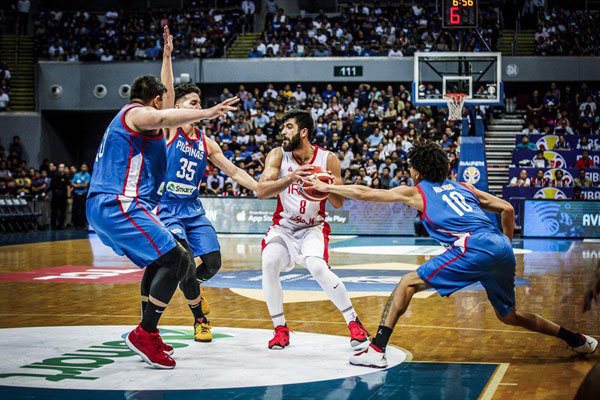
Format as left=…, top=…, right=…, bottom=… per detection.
left=450, top=6, right=460, bottom=24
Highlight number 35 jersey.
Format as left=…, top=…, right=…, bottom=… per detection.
left=161, top=127, right=208, bottom=202
left=416, top=180, right=500, bottom=247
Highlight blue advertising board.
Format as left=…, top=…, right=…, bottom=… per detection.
left=523, top=200, right=600, bottom=238
left=514, top=134, right=600, bottom=150
left=512, top=149, right=600, bottom=168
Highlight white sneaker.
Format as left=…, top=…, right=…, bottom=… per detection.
left=349, top=343, right=388, bottom=368
left=571, top=334, right=598, bottom=355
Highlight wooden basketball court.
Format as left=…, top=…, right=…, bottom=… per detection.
left=0, top=231, right=598, bottom=399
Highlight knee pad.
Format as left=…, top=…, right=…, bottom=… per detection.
left=152, top=241, right=195, bottom=282
left=196, top=251, right=222, bottom=283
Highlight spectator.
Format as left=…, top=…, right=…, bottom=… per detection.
left=207, top=169, right=224, bottom=194
left=555, top=135, right=571, bottom=150
left=575, top=150, right=595, bottom=168
left=517, top=135, right=537, bottom=150
left=17, top=0, right=31, bottom=35
left=510, top=169, right=531, bottom=187
left=71, top=163, right=90, bottom=228
left=521, top=123, right=540, bottom=135
left=577, top=136, right=596, bottom=151
left=14, top=169, right=31, bottom=197
left=532, top=150, right=548, bottom=168
left=292, top=84, right=307, bottom=103
left=0, top=88, right=9, bottom=111
left=30, top=170, right=49, bottom=198
left=531, top=169, right=547, bottom=187
left=50, top=163, right=69, bottom=229
left=574, top=169, right=592, bottom=187
left=548, top=169, right=570, bottom=187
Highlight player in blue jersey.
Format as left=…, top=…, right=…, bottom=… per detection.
left=148, top=81, right=258, bottom=342
left=307, top=140, right=597, bottom=368
left=87, top=26, right=239, bottom=369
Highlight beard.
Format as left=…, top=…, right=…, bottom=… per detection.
left=282, top=133, right=301, bottom=152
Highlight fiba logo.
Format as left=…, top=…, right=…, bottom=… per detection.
left=463, top=167, right=480, bottom=184
left=531, top=151, right=566, bottom=168
left=543, top=169, right=573, bottom=185
left=534, top=188, right=567, bottom=199
left=535, top=135, right=559, bottom=151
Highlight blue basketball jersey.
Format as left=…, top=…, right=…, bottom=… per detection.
left=416, top=180, right=499, bottom=246
left=161, top=127, right=208, bottom=201
left=88, top=104, right=167, bottom=207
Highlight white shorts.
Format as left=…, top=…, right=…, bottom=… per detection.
left=261, top=224, right=331, bottom=272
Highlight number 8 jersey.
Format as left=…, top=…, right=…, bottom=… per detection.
left=416, top=180, right=500, bottom=247
left=161, top=127, right=208, bottom=201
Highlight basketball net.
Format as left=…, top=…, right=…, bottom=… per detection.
left=444, top=93, right=467, bottom=121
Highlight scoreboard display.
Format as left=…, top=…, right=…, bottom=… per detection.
left=443, top=0, right=478, bottom=29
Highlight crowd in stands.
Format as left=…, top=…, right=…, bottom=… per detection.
left=251, top=2, right=500, bottom=58
left=508, top=81, right=599, bottom=195
left=34, top=1, right=253, bottom=62
left=0, top=63, right=11, bottom=111
left=533, top=7, right=600, bottom=56
left=0, top=136, right=90, bottom=229
left=200, top=81, right=462, bottom=195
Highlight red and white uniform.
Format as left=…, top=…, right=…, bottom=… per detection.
left=262, top=146, right=331, bottom=271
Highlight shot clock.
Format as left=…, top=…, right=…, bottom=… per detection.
left=443, top=0, right=478, bottom=29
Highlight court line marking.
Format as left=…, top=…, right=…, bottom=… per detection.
left=479, top=363, right=509, bottom=400
left=498, top=383, right=518, bottom=386
left=0, top=313, right=561, bottom=335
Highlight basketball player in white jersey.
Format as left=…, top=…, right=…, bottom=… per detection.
left=257, top=109, right=369, bottom=349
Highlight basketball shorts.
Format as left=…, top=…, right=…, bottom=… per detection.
left=416, top=231, right=516, bottom=317
left=261, top=223, right=331, bottom=272
left=157, top=198, right=220, bottom=258
left=86, top=194, right=177, bottom=268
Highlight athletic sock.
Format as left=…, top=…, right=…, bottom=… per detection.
left=271, top=313, right=286, bottom=328
left=557, top=327, right=585, bottom=347
left=141, top=302, right=166, bottom=333
left=189, top=302, right=206, bottom=324
left=343, top=307, right=358, bottom=325
left=371, top=325, right=393, bottom=352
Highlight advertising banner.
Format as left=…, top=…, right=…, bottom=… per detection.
left=507, top=167, right=600, bottom=185
left=199, top=197, right=417, bottom=235
left=523, top=200, right=600, bottom=238
left=512, top=149, right=600, bottom=168
left=514, top=134, right=600, bottom=150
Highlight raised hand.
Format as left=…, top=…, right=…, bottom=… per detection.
left=163, top=25, right=173, bottom=58
left=208, top=96, right=240, bottom=119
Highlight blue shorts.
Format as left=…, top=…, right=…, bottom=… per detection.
left=157, top=198, right=220, bottom=258
left=86, top=194, right=177, bottom=268
left=417, top=231, right=516, bottom=317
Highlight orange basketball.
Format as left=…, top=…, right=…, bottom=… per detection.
left=298, top=166, right=333, bottom=201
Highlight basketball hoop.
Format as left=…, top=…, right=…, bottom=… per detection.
left=444, top=93, right=468, bottom=121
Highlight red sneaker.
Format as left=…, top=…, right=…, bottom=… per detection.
left=349, top=319, right=369, bottom=349
left=156, top=329, right=174, bottom=355
left=268, top=325, right=290, bottom=350
left=126, top=324, right=176, bottom=369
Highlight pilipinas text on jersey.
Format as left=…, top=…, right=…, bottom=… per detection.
left=88, top=104, right=167, bottom=207
left=416, top=180, right=499, bottom=246
left=161, top=127, right=208, bottom=200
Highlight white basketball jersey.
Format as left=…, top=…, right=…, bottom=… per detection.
left=273, top=146, right=330, bottom=231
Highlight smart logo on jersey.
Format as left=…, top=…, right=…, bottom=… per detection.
left=534, top=187, right=567, bottom=199
left=535, top=135, right=559, bottom=150
left=543, top=169, right=573, bottom=185
left=462, top=167, right=480, bottom=184
left=166, top=181, right=196, bottom=195
left=532, top=151, right=566, bottom=168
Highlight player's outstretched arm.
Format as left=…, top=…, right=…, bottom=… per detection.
left=160, top=25, right=175, bottom=110
left=127, top=97, right=239, bottom=132
left=465, top=183, right=515, bottom=242
left=326, top=152, right=344, bottom=209
left=307, top=178, right=423, bottom=210
left=256, top=148, right=313, bottom=199
left=206, top=138, right=257, bottom=192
